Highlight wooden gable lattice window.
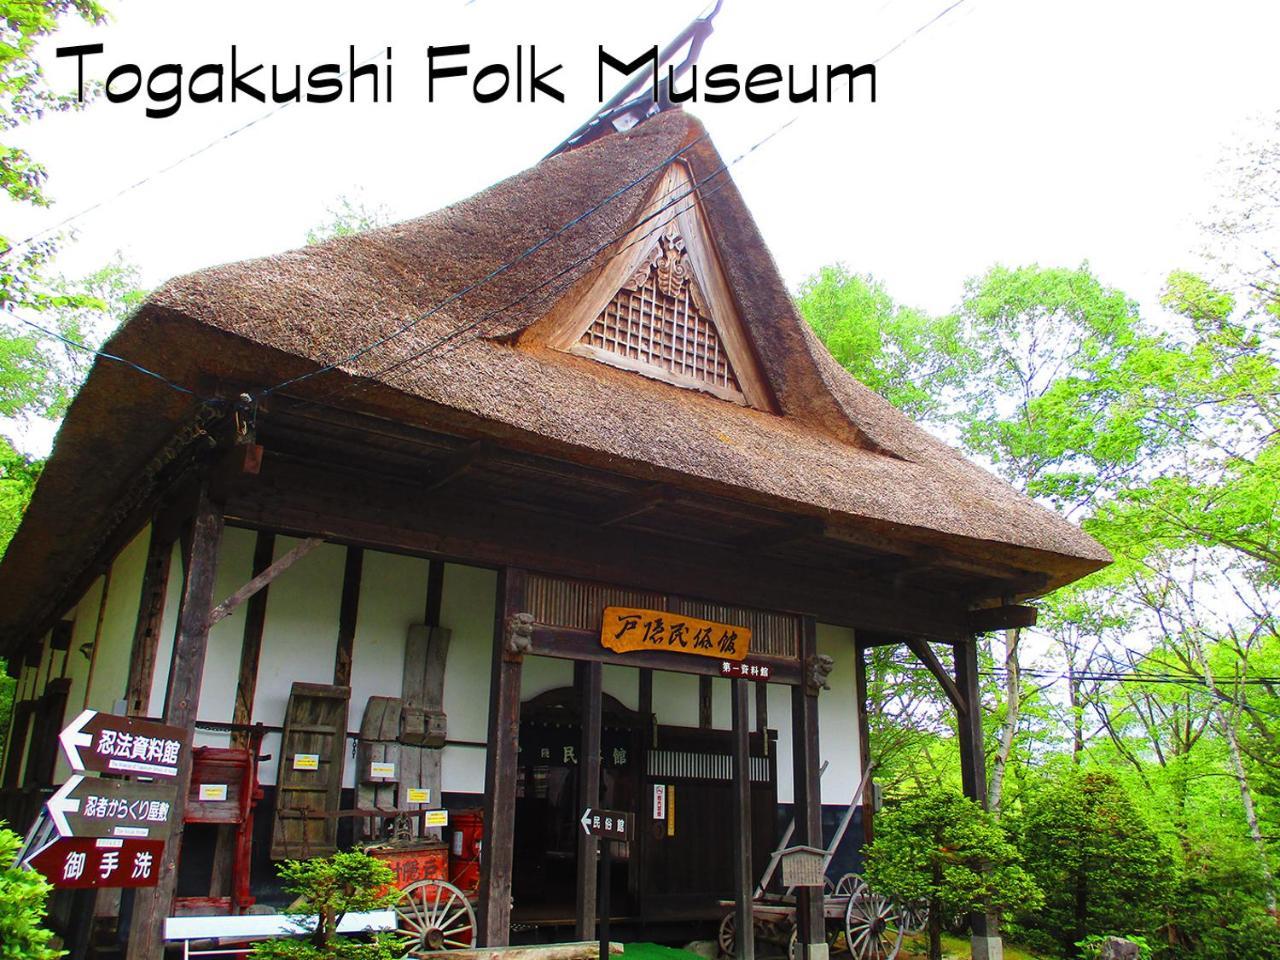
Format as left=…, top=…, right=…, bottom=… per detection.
left=579, top=222, right=742, bottom=399
left=542, top=162, right=773, bottom=410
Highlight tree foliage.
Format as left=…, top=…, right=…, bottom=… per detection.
left=0, top=823, right=61, bottom=960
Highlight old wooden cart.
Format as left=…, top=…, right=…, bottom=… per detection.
left=716, top=768, right=927, bottom=960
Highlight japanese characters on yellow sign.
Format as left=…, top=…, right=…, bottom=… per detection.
left=600, top=606, right=751, bottom=661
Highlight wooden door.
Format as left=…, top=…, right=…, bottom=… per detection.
left=271, top=682, right=350, bottom=859
left=638, top=725, right=777, bottom=921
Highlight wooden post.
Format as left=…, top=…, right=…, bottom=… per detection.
left=333, top=546, right=363, bottom=687
left=574, top=660, right=603, bottom=941
left=478, top=569, right=525, bottom=947
left=125, top=525, right=174, bottom=716
left=230, top=532, right=276, bottom=740
left=126, top=485, right=224, bottom=960
left=955, top=637, right=998, bottom=959
left=853, top=641, right=874, bottom=845
left=731, top=677, right=754, bottom=960
left=792, top=618, right=824, bottom=960
left=699, top=675, right=713, bottom=729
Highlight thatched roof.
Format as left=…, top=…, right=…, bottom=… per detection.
left=0, top=110, right=1108, bottom=650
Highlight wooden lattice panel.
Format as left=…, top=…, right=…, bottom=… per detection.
left=579, top=224, right=743, bottom=400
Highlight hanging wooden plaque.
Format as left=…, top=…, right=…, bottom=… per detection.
left=600, top=606, right=750, bottom=662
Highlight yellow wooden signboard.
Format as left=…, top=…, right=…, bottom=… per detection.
left=600, top=606, right=750, bottom=662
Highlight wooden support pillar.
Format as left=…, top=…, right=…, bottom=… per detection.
left=574, top=660, right=603, bottom=941
left=731, top=677, right=755, bottom=960
left=755, top=681, right=768, bottom=743
left=125, top=525, right=175, bottom=716
left=126, top=485, right=225, bottom=960
left=955, top=637, right=999, bottom=959
left=478, top=569, right=525, bottom=948
left=853, top=642, right=873, bottom=845
left=333, top=546, right=363, bottom=687
left=699, top=675, right=713, bottom=729
left=230, top=532, right=275, bottom=740
left=793, top=618, right=825, bottom=960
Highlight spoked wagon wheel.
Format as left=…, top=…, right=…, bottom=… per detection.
left=844, top=887, right=904, bottom=960
left=895, top=898, right=929, bottom=936
left=718, top=911, right=737, bottom=959
left=833, top=873, right=866, bottom=899
left=395, top=878, right=476, bottom=953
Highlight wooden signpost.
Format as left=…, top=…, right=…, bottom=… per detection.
left=58, top=708, right=187, bottom=779
left=45, top=773, right=178, bottom=840
left=580, top=807, right=632, bottom=960
left=25, top=837, right=165, bottom=888
left=21, top=708, right=188, bottom=890
left=600, top=606, right=751, bottom=662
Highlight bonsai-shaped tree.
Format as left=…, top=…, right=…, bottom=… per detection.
left=250, top=850, right=401, bottom=960
left=0, top=822, right=63, bottom=960
left=864, top=789, right=1042, bottom=960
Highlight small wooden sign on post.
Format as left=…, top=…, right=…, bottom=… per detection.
left=45, top=774, right=179, bottom=840
left=600, top=606, right=751, bottom=662
left=778, top=845, right=827, bottom=888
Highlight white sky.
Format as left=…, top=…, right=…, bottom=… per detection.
left=7, top=0, right=1280, bottom=456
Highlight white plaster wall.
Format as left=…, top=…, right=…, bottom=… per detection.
left=83, top=526, right=150, bottom=714
left=438, top=563, right=496, bottom=794
left=817, top=623, right=862, bottom=806
left=344, top=550, right=431, bottom=789
left=602, top=665, right=638, bottom=711
left=52, top=576, right=103, bottom=782
left=249, top=538, right=347, bottom=785
left=651, top=670, right=699, bottom=727
left=520, top=655, right=573, bottom=701
left=147, top=541, right=184, bottom=716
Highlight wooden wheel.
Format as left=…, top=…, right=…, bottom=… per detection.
left=834, top=873, right=865, bottom=899
left=844, top=887, right=904, bottom=960
left=718, top=911, right=737, bottom=959
left=395, top=879, right=476, bottom=952
left=896, top=898, right=929, bottom=935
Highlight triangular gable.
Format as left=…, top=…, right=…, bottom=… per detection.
left=540, top=162, right=773, bottom=410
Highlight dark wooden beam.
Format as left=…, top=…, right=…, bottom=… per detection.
left=127, top=486, right=224, bottom=960
left=967, top=605, right=1037, bottom=633
left=733, top=516, right=825, bottom=553
left=699, top=675, right=713, bottom=729
left=792, top=618, right=824, bottom=956
left=208, top=536, right=324, bottom=625
left=903, top=637, right=965, bottom=715
left=422, top=440, right=489, bottom=494
left=125, top=525, right=175, bottom=716
left=594, top=483, right=674, bottom=528
left=731, top=677, right=754, bottom=960
left=231, top=532, right=276, bottom=739
left=528, top=624, right=802, bottom=685
left=225, top=455, right=975, bottom=641
left=574, top=661, right=603, bottom=941
left=854, top=642, right=873, bottom=845
left=333, top=546, right=363, bottom=687
left=955, top=636, right=994, bottom=948
left=478, top=569, right=525, bottom=947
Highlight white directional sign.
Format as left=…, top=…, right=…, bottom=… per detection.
left=59, top=709, right=188, bottom=779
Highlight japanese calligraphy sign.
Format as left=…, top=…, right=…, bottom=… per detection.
left=600, top=606, right=750, bottom=662
left=59, top=709, right=187, bottom=779
left=579, top=807, right=631, bottom=842
left=46, top=774, right=179, bottom=840
left=25, top=837, right=164, bottom=889
left=718, top=659, right=773, bottom=680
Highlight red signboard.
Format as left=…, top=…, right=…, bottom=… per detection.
left=25, top=837, right=164, bottom=888
left=59, top=708, right=187, bottom=779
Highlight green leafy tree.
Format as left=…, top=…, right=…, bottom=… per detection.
left=249, top=850, right=401, bottom=960
left=0, top=822, right=62, bottom=960
left=1013, top=770, right=1173, bottom=956
left=305, top=193, right=392, bottom=245
left=864, top=789, right=1042, bottom=960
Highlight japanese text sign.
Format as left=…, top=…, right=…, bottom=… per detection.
left=25, top=837, right=164, bottom=889
left=579, top=807, right=631, bottom=841
left=59, top=709, right=187, bottom=779
left=46, top=774, right=178, bottom=840
left=601, top=606, right=750, bottom=662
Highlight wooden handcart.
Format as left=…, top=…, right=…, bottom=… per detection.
left=717, top=766, right=927, bottom=960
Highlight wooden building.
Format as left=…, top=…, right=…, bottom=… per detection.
left=0, top=109, right=1108, bottom=958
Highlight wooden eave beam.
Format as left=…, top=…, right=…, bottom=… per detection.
left=208, top=536, right=324, bottom=625
left=422, top=440, right=489, bottom=493
left=903, top=636, right=966, bottom=715
left=967, top=604, right=1038, bottom=633
left=593, top=483, right=675, bottom=527
left=733, top=516, right=826, bottom=553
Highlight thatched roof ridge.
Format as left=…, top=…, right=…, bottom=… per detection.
left=0, top=109, right=1108, bottom=652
